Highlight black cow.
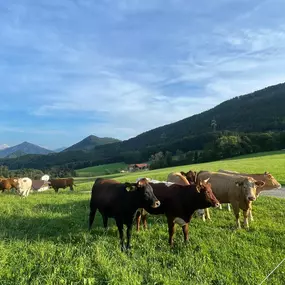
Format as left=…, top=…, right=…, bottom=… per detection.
left=89, top=178, right=160, bottom=251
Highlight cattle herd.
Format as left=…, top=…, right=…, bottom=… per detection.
left=0, top=177, right=75, bottom=197
left=1, top=169, right=282, bottom=251
left=89, top=169, right=281, bottom=251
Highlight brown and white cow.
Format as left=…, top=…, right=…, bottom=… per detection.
left=197, top=171, right=265, bottom=229
left=136, top=179, right=220, bottom=246
left=17, top=177, right=33, bottom=197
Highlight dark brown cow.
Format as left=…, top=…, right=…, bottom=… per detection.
left=49, top=178, right=75, bottom=193
left=100, top=180, right=220, bottom=246
left=181, top=170, right=197, bottom=184
left=0, top=178, right=19, bottom=193
left=136, top=180, right=220, bottom=246
left=89, top=178, right=160, bottom=251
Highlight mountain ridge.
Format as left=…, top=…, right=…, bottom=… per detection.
left=63, top=135, right=121, bottom=152
left=0, top=141, right=54, bottom=158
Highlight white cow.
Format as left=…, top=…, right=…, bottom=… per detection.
left=17, top=177, right=33, bottom=197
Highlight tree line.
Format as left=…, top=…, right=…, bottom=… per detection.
left=0, top=165, right=76, bottom=179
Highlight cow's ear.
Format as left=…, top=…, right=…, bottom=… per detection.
left=125, top=182, right=136, bottom=191
left=181, top=171, right=187, bottom=176
left=255, top=180, right=265, bottom=187
left=137, top=179, right=146, bottom=187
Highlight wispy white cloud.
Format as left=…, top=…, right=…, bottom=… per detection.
left=1, top=0, right=285, bottom=148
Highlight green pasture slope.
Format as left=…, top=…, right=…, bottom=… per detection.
left=75, top=150, right=285, bottom=186
left=76, top=162, right=128, bottom=177
left=1, top=151, right=285, bottom=284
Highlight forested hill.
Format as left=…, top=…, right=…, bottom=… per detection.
left=1, top=82, right=285, bottom=170
left=120, top=82, right=285, bottom=149
left=63, top=135, right=121, bottom=152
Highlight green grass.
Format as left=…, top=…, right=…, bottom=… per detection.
left=1, top=150, right=285, bottom=284
left=75, top=150, right=285, bottom=187
left=76, top=162, right=128, bottom=177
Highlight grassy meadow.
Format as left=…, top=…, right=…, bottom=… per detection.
left=1, top=150, right=285, bottom=284
left=76, top=162, right=128, bottom=178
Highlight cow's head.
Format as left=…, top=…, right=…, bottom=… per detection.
left=125, top=178, right=160, bottom=208
left=235, top=178, right=265, bottom=201
left=196, top=178, right=220, bottom=208
left=10, top=178, right=19, bottom=188
left=261, top=172, right=282, bottom=191
left=181, top=170, right=197, bottom=184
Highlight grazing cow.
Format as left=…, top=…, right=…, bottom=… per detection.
left=89, top=178, right=160, bottom=251
left=180, top=170, right=197, bottom=184
left=17, top=177, right=33, bottom=197
left=0, top=178, right=19, bottom=193
left=167, top=172, right=191, bottom=185
left=166, top=172, right=206, bottom=221
left=136, top=180, right=220, bottom=246
left=218, top=169, right=281, bottom=220
left=49, top=178, right=75, bottom=193
left=218, top=170, right=281, bottom=195
left=197, top=171, right=265, bottom=228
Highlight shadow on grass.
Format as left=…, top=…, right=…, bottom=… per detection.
left=0, top=198, right=169, bottom=244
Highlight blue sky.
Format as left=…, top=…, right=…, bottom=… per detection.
left=1, top=0, right=285, bottom=149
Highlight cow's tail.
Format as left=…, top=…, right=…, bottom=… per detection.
left=89, top=200, right=97, bottom=231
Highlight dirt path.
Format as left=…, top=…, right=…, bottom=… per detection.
left=259, top=187, right=285, bottom=199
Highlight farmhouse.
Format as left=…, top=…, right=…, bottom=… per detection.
left=32, top=180, right=50, bottom=192
left=128, top=163, right=149, bottom=172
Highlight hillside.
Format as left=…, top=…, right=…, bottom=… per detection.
left=63, top=135, right=121, bottom=152
left=0, top=142, right=53, bottom=158
left=1, top=82, right=285, bottom=169
left=118, top=82, right=285, bottom=150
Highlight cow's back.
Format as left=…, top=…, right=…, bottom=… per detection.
left=167, top=172, right=189, bottom=186
left=197, top=171, right=242, bottom=203
left=218, top=170, right=281, bottom=191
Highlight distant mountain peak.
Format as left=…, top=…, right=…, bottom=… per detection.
left=63, top=135, right=121, bottom=152
left=0, top=144, right=9, bottom=150
left=0, top=141, right=53, bottom=158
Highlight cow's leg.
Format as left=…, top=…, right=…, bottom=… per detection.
left=204, top=208, right=211, bottom=220
left=219, top=204, right=223, bottom=210
left=88, top=206, right=97, bottom=230
left=227, top=203, right=231, bottom=211
left=135, top=211, right=141, bottom=232
left=102, top=214, right=108, bottom=229
left=167, top=216, right=175, bottom=247
left=126, top=221, right=133, bottom=250
left=243, top=209, right=250, bottom=229
left=115, top=220, right=125, bottom=251
left=70, top=185, right=74, bottom=191
left=141, top=212, right=148, bottom=230
left=182, top=223, right=189, bottom=243
left=55, top=188, right=59, bottom=193
left=248, top=202, right=253, bottom=221
left=231, top=202, right=241, bottom=229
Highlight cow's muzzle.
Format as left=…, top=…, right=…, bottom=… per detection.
left=152, top=200, right=161, bottom=208
left=214, top=203, right=221, bottom=208
left=277, top=184, right=282, bottom=189
left=248, top=196, right=256, bottom=201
